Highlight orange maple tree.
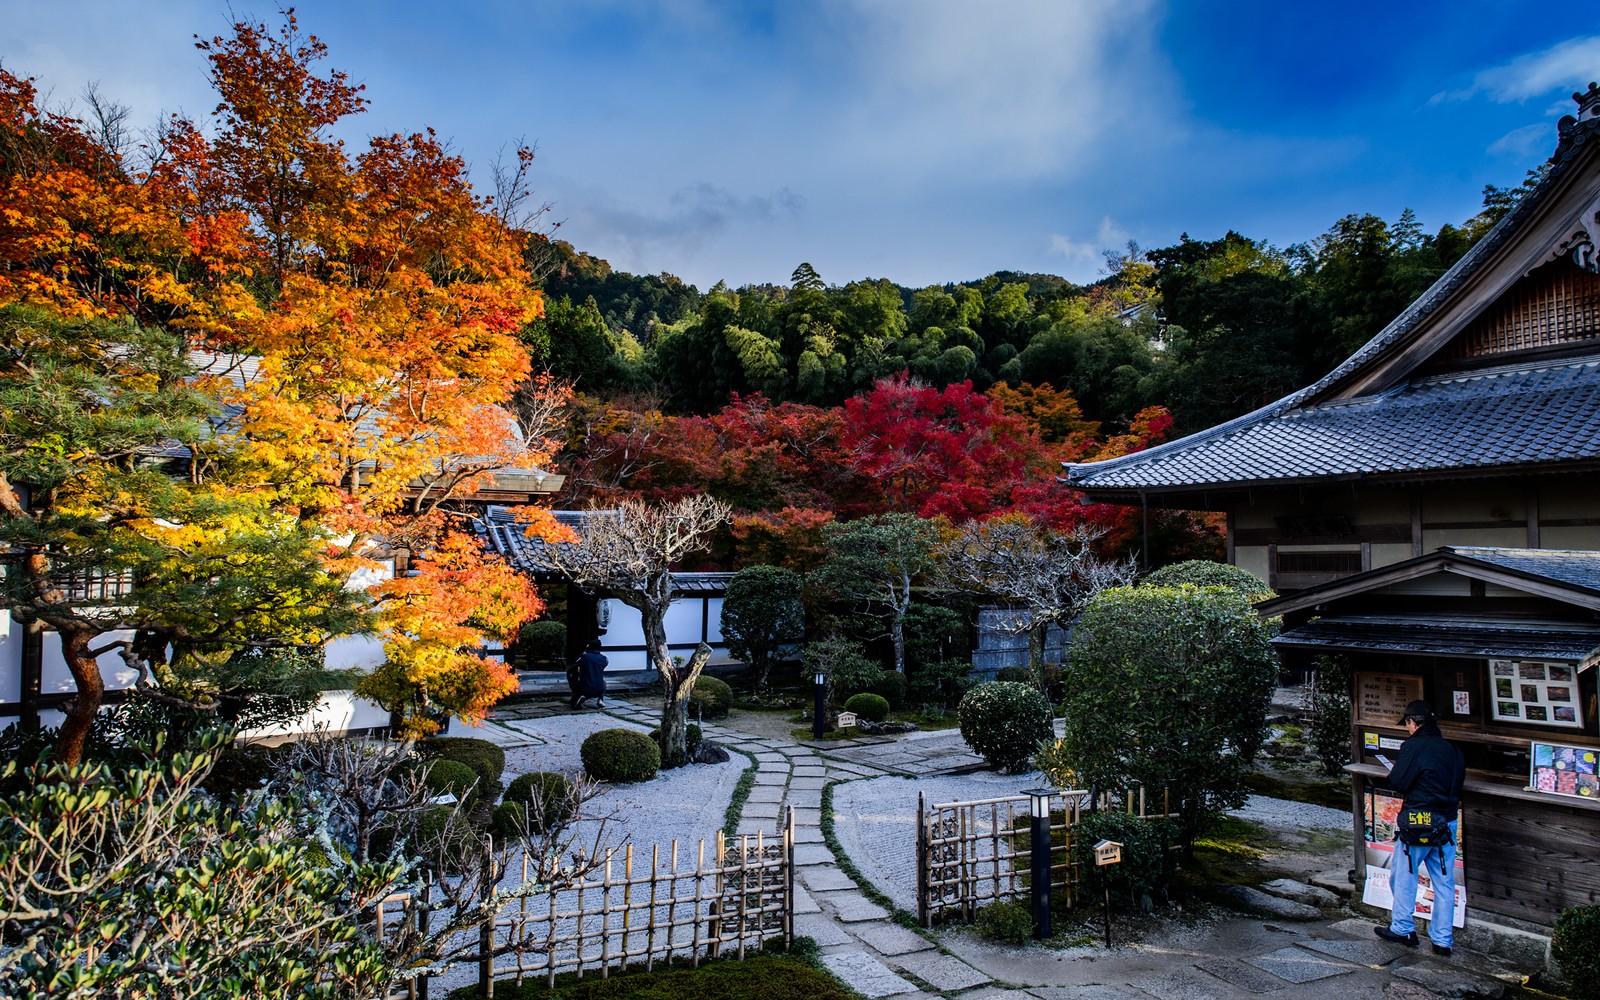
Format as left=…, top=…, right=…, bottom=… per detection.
left=0, top=12, right=566, bottom=737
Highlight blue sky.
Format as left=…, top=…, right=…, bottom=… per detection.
left=2, top=2, right=1593, bottom=290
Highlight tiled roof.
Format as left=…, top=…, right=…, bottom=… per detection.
left=1067, top=359, right=1600, bottom=491
left=1443, top=546, right=1600, bottom=595
left=1273, top=615, right=1600, bottom=664
left=477, top=507, right=733, bottom=591
left=1066, top=112, right=1600, bottom=496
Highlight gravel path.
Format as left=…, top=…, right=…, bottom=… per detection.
left=1232, top=794, right=1352, bottom=834
left=832, top=770, right=1049, bottom=913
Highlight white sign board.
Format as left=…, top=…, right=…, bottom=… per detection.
left=837, top=711, right=858, bottom=728
left=1093, top=839, right=1122, bottom=866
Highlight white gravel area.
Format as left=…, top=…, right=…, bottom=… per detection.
left=831, top=775, right=1354, bottom=913
left=1231, top=794, right=1351, bottom=834
left=428, top=713, right=746, bottom=992
left=832, top=770, right=1051, bottom=913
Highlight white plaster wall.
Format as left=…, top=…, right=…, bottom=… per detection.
left=40, top=629, right=138, bottom=695
left=324, top=634, right=386, bottom=671
left=0, top=609, right=17, bottom=706
left=597, top=596, right=730, bottom=672
left=1370, top=543, right=1415, bottom=569
left=239, top=690, right=391, bottom=739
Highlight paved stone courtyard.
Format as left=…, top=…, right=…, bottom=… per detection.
left=475, top=696, right=1523, bottom=999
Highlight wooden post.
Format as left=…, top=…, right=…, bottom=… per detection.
left=916, top=791, right=929, bottom=926
left=784, top=806, right=796, bottom=949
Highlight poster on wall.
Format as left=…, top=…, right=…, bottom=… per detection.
left=1490, top=660, right=1584, bottom=728
left=1529, top=741, right=1600, bottom=799
left=1356, top=673, right=1425, bottom=724
left=1360, top=788, right=1466, bottom=928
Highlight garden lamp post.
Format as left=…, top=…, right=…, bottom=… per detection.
left=813, top=670, right=827, bottom=739
left=1024, top=788, right=1054, bottom=938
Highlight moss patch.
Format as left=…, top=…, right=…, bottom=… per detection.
left=458, top=953, right=859, bottom=1000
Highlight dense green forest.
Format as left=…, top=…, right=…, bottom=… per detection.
left=527, top=168, right=1544, bottom=437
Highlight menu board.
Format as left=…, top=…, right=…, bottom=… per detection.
left=1530, top=741, right=1600, bottom=799
left=1356, top=672, right=1424, bottom=723
left=1490, top=660, right=1584, bottom=728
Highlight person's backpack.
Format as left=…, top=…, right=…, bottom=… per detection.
left=1398, top=808, right=1453, bottom=848
left=565, top=657, right=583, bottom=695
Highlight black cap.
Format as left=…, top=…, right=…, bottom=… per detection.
left=1399, top=699, right=1435, bottom=724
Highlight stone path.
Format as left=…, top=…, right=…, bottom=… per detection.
left=498, top=697, right=1520, bottom=1000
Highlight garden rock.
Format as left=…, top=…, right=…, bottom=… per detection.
left=1213, top=884, right=1321, bottom=920
left=858, top=720, right=919, bottom=735
left=688, top=741, right=732, bottom=764
left=1260, top=878, right=1343, bottom=909
left=1391, top=962, right=1508, bottom=999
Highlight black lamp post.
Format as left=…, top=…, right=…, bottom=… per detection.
left=1024, top=788, right=1054, bottom=939
left=812, top=670, right=827, bottom=739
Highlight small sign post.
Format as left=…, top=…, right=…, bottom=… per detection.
left=837, top=711, right=858, bottom=729
left=1093, top=839, right=1123, bottom=948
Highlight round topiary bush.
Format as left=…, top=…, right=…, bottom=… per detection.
left=689, top=675, right=734, bottom=719
left=518, top=619, right=567, bottom=667
left=502, top=771, right=574, bottom=830
left=1142, top=560, right=1274, bottom=601
left=843, top=692, right=891, bottom=723
left=1554, top=904, right=1600, bottom=999
left=958, top=681, right=1053, bottom=773
left=648, top=724, right=704, bottom=750
left=973, top=899, right=1034, bottom=945
left=421, top=758, right=481, bottom=809
left=418, top=737, right=506, bottom=786
left=581, top=728, right=661, bottom=783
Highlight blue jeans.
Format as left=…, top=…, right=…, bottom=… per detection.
left=1388, top=821, right=1458, bottom=947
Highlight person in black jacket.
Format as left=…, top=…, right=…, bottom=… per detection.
left=569, top=639, right=609, bottom=709
left=1375, top=699, right=1466, bottom=956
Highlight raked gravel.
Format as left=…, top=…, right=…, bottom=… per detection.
left=829, top=775, right=1354, bottom=913
left=428, top=713, right=746, bottom=993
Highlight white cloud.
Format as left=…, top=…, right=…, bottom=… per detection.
left=1488, top=122, right=1554, bottom=158
left=1434, top=36, right=1600, bottom=105
left=822, top=0, right=1169, bottom=181
left=1048, top=216, right=1130, bottom=274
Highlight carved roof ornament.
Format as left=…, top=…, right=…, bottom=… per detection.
left=1552, top=84, right=1600, bottom=274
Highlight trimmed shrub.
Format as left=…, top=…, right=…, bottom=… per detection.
left=1070, top=811, right=1180, bottom=906
left=958, top=682, right=1053, bottom=773
left=518, top=619, right=567, bottom=666
left=843, top=693, right=891, bottom=723
left=648, top=724, right=703, bottom=750
left=503, top=771, right=574, bottom=829
left=418, top=737, right=506, bottom=786
left=689, top=676, right=735, bottom=719
left=869, top=671, right=908, bottom=709
left=974, top=899, right=1034, bottom=945
left=1306, top=656, right=1354, bottom=776
left=1554, top=904, right=1600, bottom=999
left=421, top=758, right=481, bottom=809
left=1142, top=560, right=1274, bottom=601
left=581, top=728, right=660, bottom=783
left=995, top=666, right=1031, bottom=684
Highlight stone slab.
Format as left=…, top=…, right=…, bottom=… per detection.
left=799, top=867, right=859, bottom=891
left=792, top=807, right=823, bottom=825
left=742, top=801, right=782, bottom=820
left=1259, top=878, right=1343, bottom=910
left=820, top=952, right=921, bottom=998
left=1310, top=870, right=1357, bottom=898
left=830, top=894, right=892, bottom=922
left=853, top=921, right=936, bottom=957
left=746, top=784, right=787, bottom=803
left=1390, top=962, right=1508, bottom=999
left=793, top=826, right=825, bottom=844
left=792, top=885, right=822, bottom=914
left=1242, top=946, right=1358, bottom=985
left=793, top=844, right=835, bottom=866
left=753, top=772, right=789, bottom=786
left=786, top=790, right=825, bottom=809
left=795, top=913, right=854, bottom=947
left=1127, top=970, right=1228, bottom=1000
left=789, top=776, right=829, bottom=790
left=1296, top=936, right=1411, bottom=967
left=892, top=952, right=991, bottom=991
left=1030, top=988, right=1148, bottom=1000
left=1194, top=957, right=1289, bottom=993
left=1214, top=885, right=1321, bottom=921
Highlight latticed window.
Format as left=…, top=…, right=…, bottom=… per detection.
left=1448, top=258, right=1600, bottom=359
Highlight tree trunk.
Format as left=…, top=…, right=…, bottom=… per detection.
left=1027, top=624, right=1046, bottom=677
left=55, top=626, right=105, bottom=766
left=654, top=627, right=711, bottom=771
left=889, top=612, right=906, bottom=673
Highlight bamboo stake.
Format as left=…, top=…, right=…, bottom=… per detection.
left=646, top=842, right=660, bottom=972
